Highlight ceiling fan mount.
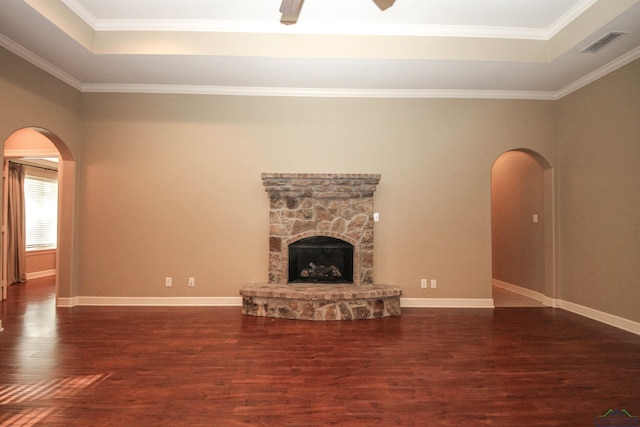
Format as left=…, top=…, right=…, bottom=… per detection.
left=280, top=0, right=396, bottom=25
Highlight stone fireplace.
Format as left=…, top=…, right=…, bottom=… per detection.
left=240, top=173, right=401, bottom=321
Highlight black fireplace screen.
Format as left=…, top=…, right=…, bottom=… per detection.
left=288, top=236, right=354, bottom=284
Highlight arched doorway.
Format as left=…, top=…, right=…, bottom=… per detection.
left=2, top=127, right=75, bottom=305
left=491, top=149, right=556, bottom=307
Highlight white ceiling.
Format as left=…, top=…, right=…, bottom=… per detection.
left=1, top=0, right=639, bottom=99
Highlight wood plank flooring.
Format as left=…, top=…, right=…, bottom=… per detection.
left=1, top=277, right=640, bottom=426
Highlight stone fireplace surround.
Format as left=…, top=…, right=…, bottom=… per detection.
left=240, top=173, right=401, bottom=321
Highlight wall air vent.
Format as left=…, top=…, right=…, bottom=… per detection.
left=581, top=32, right=627, bottom=53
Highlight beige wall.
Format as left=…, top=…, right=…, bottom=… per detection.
left=492, top=151, right=546, bottom=293
left=0, top=49, right=81, bottom=140
left=556, top=58, right=640, bottom=323
left=0, top=47, right=81, bottom=298
left=26, top=250, right=56, bottom=276
left=2, top=44, right=638, bottom=324
left=77, top=93, right=555, bottom=299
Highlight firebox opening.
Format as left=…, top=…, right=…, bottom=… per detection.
left=288, top=236, right=354, bottom=284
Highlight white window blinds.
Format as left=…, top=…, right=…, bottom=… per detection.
left=24, top=174, right=58, bottom=250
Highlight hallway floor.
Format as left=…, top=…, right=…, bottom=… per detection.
left=492, top=285, right=545, bottom=307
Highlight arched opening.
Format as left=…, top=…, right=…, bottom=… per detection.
left=491, top=149, right=556, bottom=307
left=2, top=127, right=75, bottom=305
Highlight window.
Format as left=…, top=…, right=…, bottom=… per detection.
left=24, top=174, right=58, bottom=250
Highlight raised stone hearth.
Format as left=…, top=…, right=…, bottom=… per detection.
left=240, top=283, right=401, bottom=321
left=240, top=173, right=401, bottom=321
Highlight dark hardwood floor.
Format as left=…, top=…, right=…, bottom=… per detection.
left=1, top=277, right=639, bottom=426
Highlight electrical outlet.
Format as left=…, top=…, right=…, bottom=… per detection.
left=165, top=277, right=172, bottom=287
left=188, top=277, right=195, bottom=287
left=420, top=279, right=427, bottom=289
left=430, top=279, right=437, bottom=289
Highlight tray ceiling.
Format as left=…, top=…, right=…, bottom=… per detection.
left=1, top=0, right=639, bottom=99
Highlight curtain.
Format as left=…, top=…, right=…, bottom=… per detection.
left=7, top=162, right=26, bottom=284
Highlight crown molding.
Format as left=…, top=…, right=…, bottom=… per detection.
left=81, top=83, right=558, bottom=100
left=0, top=34, right=83, bottom=91
left=89, top=21, right=553, bottom=40
left=60, top=0, right=95, bottom=27
left=545, top=0, right=599, bottom=39
left=3, top=30, right=638, bottom=101
left=60, top=0, right=598, bottom=40
left=554, top=45, right=640, bottom=99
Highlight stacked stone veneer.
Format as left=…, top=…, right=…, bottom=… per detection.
left=239, top=173, right=402, bottom=321
left=263, top=173, right=380, bottom=286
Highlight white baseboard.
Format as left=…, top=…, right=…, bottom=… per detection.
left=55, top=291, right=640, bottom=337
left=557, top=299, right=640, bottom=336
left=492, top=278, right=546, bottom=303
left=542, top=296, right=560, bottom=308
left=56, top=297, right=75, bottom=307
left=492, top=279, right=640, bottom=336
left=57, top=296, right=243, bottom=307
left=401, top=298, right=494, bottom=308
left=59, top=296, right=495, bottom=309
left=26, top=269, right=56, bottom=280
